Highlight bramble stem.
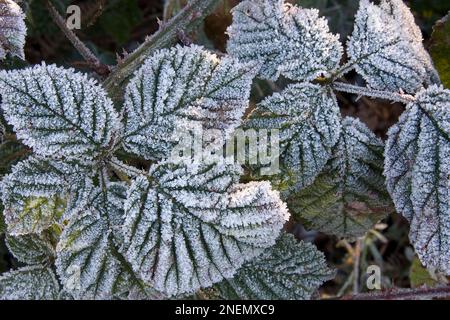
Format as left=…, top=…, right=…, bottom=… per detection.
left=45, top=0, right=110, bottom=76
left=332, top=82, right=416, bottom=104
left=103, top=0, right=222, bottom=101
left=341, top=285, right=450, bottom=300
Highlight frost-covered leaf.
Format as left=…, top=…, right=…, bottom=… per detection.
left=226, top=0, right=342, bottom=81
left=245, top=83, right=341, bottom=190
left=6, top=232, right=55, bottom=264
left=56, top=185, right=144, bottom=300
left=0, top=265, right=59, bottom=300
left=0, top=64, right=121, bottom=158
left=385, top=85, right=449, bottom=274
left=347, top=0, right=439, bottom=93
left=0, top=0, right=26, bottom=60
left=121, top=161, right=289, bottom=296
left=0, top=156, right=89, bottom=235
left=123, top=45, right=255, bottom=160
left=289, top=117, right=391, bottom=238
left=216, top=233, right=335, bottom=299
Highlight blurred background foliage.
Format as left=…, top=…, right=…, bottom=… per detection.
left=0, top=0, right=449, bottom=298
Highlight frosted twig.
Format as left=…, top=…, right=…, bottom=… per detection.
left=341, top=285, right=450, bottom=300
left=103, top=0, right=222, bottom=101
left=45, top=0, right=110, bottom=76
left=332, top=82, right=416, bottom=104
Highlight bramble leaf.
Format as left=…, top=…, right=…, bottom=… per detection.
left=0, top=265, right=59, bottom=300
left=289, top=117, right=392, bottom=238
left=245, top=83, right=341, bottom=190
left=216, top=234, right=335, bottom=299
left=56, top=184, right=145, bottom=300
left=0, top=156, right=90, bottom=235
left=347, top=0, right=439, bottom=93
left=0, top=0, right=27, bottom=60
left=6, top=232, right=55, bottom=265
left=227, top=0, right=342, bottom=81
left=122, top=45, right=255, bottom=160
left=121, top=161, right=289, bottom=296
left=385, top=85, right=449, bottom=274
left=0, top=64, right=121, bottom=158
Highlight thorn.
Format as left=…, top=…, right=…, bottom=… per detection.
left=157, top=17, right=166, bottom=30
left=177, top=29, right=192, bottom=46
left=355, top=95, right=363, bottom=102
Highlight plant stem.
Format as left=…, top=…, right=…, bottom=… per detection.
left=45, top=0, right=110, bottom=76
left=332, top=82, right=416, bottom=104
left=341, top=285, right=450, bottom=300
left=353, top=238, right=362, bottom=295
left=103, top=0, right=222, bottom=101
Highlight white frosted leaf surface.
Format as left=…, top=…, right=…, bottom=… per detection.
left=6, top=233, right=55, bottom=265
left=56, top=185, right=141, bottom=300
left=289, top=117, right=392, bottom=238
left=0, top=157, right=89, bottom=235
left=227, top=0, right=342, bottom=81
left=0, top=0, right=26, bottom=60
left=123, top=45, right=255, bottom=160
left=245, top=83, right=341, bottom=190
left=217, top=234, right=335, bottom=299
left=0, top=64, right=121, bottom=158
left=121, top=161, right=289, bottom=296
left=347, top=0, right=439, bottom=93
left=0, top=265, right=59, bottom=300
left=385, top=85, right=449, bottom=274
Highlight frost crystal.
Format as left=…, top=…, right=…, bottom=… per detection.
left=226, top=0, right=343, bottom=81
left=385, top=85, right=449, bottom=274
left=245, top=83, right=341, bottom=190
left=0, top=157, right=90, bottom=235
left=0, top=64, right=121, bottom=158
left=123, top=45, right=255, bottom=160
left=6, top=233, right=55, bottom=265
left=289, top=117, right=392, bottom=238
left=216, top=233, right=335, bottom=300
left=0, top=265, right=59, bottom=300
left=347, top=0, right=439, bottom=94
left=0, top=0, right=26, bottom=60
left=121, top=161, right=289, bottom=296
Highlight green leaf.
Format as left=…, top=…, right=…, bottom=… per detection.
left=0, top=157, right=89, bottom=235
left=123, top=45, right=256, bottom=160
left=347, top=0, right=439, bottom=93
left=226, top=0, right=343, bottom=81
left=289, top=117, right=392, bottom=238
left=0, top=64, right=121, bottom=159
left=121, top=161, right=289, bottom=296
left=216, top=233, right=335, bottom=299
left=6, top=233, right=55, bottom=265
left=245, top=83, right=341, bottom=191
left=430, top=12, right=450, bottom=89
left=409, top=256, right=439, bottom=288
left=385, top=85, right=449, bottom=275
left=0, top=265, right=59, bottom=300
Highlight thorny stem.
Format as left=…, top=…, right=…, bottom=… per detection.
left=341, top=285, right=450, bottom=300
left=332, top=82, right=416, bottom=104
left=103, top=0, right=222, bottom=101
left=45, top=0, right=110, bottom=76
